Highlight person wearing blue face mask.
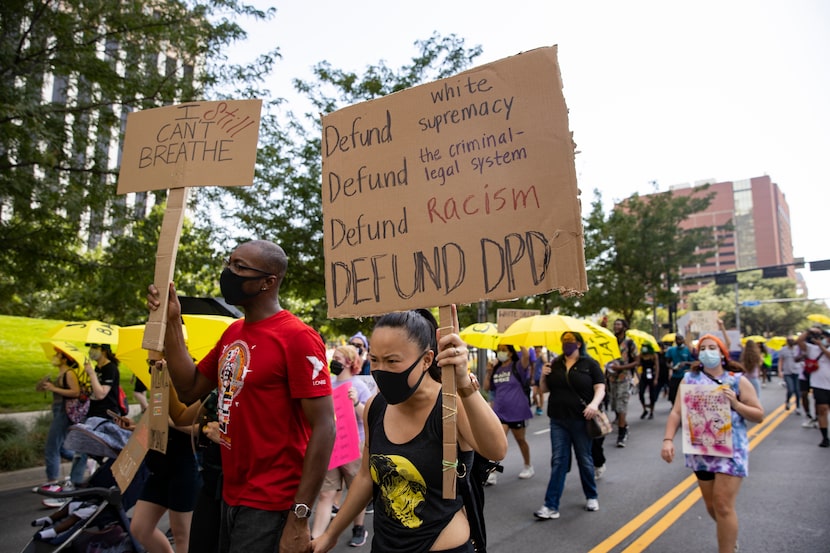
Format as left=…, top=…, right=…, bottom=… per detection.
left=534, top=332, right=606, bottom=520
left=312, top=306, right=507, bottom=553
left=661, top=334, right=764, bottom=553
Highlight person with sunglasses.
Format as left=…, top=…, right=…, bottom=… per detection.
left=148, top=239, right=335, bottom=553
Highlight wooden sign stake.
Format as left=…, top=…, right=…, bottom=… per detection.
left=439, top=305, right=457, bottom=499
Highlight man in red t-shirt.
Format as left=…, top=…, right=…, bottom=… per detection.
left=148, top=240, right=335, bottom=553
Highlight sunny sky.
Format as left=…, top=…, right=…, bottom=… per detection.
left=228, top=0, right=830, bottom=306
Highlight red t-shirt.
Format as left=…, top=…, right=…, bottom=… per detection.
left=197, top=310, right=331, bottom=510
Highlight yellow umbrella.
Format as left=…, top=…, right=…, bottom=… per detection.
left=459, top=322, right=501, bottom=351
left=118, top=316, right=236, bottom=388
left=181, top=314, right=237, bottom=362
left=579, top=320, right=623, bottom=366
left=500, top=314, right=593, bottom=351
left=626, top=329, right=660, bottom=352
left=741, top=335, right=766, bottom=346
left=48, top=320, right=119, bottom=345
left=807, top=314, right=830, bottom=326
left=765, top=336, right=788, bottom=350
left=41, top=340, right=86, bottom=368
left=661, top=333, right=677, bottom=343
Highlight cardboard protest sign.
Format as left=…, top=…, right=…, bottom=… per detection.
left=680, top=384, right=733, bottom=458
left=322, top=46, right=586, bottom=318
left=689, top=310, right=719, bottom=334
left=118, top=100, right=262, bottom=194
left=111, top=415, right=149, bottom=492
left=497, top=308, right=541, bottom=332
left=328, top=383, right=361, bottom=470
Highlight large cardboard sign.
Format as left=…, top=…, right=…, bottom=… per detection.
left=118, top=100, right=262, bottom=193
left=322, top=46, right=586, bottom=318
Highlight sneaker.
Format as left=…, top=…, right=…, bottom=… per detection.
left=533, top=505, right=560, bottom=519
left=331, top=504, right=339, bottom=518
left=486, top=471, right=498, bottom=486
left=32, top=482, right=63, bottom=494
left=594, top=464, right=606, bottom=480
left=349, top=525, right=368, bottom=547
left=794, top=409, right=801, bottom=416
left=518, top=465, right=535, bottom=479
left=535, top=407, right=544, bottom=416
left=802, top=419, right=815, bottom=428
left=364, top=501, right=374, bottom=515
left=41, top=497, right=70, bottom=509
left=585, top=498, right=600, bottom=511
left=648, top=411, right=654, bottom=420
left=640, top=410, right=648, bottom=419
left=820, top=438, right=830, bottom=448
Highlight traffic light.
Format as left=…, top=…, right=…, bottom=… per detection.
left=762, top=266, right=788, bottom=279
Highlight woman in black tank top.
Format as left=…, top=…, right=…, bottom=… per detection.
left=312, top=306, right=507, bottom=553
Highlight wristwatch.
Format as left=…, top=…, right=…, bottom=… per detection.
left=290, top=503, right=312, bottom=519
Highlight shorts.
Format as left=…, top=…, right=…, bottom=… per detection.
left=694, top=470, right=715, bottom=481
left=813, top=387, right=830, bottom=405
left=140, top=430, right=201, bottom=512
left=498, top=418, right=527, bottom=430
left=609, top=378, right=631, bottom=414
left=321, top=448, right=362, bottom=492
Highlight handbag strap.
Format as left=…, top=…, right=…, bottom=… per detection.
left=563, top=364, right=588, bottom=407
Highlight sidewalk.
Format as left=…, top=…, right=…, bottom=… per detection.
left=0, top=406, right=142, bottom=493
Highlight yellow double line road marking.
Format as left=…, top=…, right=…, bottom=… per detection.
left=588, top=403, right=791, bottom=553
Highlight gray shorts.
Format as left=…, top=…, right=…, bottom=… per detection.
left=609, top=378, right=631, bottom=414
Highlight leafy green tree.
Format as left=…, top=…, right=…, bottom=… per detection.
left=577, top=186, right=716, bottom=326
left=0, top=0, right=277, bottom=316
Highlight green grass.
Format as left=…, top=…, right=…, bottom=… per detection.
left=0, top=315, right=142, bottom=413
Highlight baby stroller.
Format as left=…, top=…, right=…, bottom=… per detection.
left=22, top=417, right=150, bottom=553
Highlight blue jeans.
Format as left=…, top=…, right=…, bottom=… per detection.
left=784, top=374, right=801, bottom=408
left=543, top=418, right=597, bottom=510
left=219, top=502, right=288, bottom=553
left=44, top=402, right=86, bottom=483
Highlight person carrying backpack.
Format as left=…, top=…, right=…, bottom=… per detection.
left=483, top=344, right=535, bottom=483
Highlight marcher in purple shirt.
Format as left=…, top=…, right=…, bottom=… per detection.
left=484, top=344, right=535, bottom=483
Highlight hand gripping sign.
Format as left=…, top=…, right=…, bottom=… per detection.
left=116, top=100, right=261, bottom=470
left=321, top=46, right=586, bottom=496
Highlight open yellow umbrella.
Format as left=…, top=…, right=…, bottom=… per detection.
left=500, top=314, right=593, bottom=350
left=118, top=316, right=236, bottom=387
left=181, top=314, right=238, bottom=361
left=661, top=333, right=677, bottom=344
left=741, top=335, right=766, bottom=346
left=48, top=320, right=119, bottom=345
left=459, top=322, right=501, bottom=351
left=41, top=340, right=86, bottom=368
left=626, top=329, right=659, bottom=352
left=807, top=314, right=830, bottom=326
left=578, top=320, right=623, bottom=366
left=765, top=336, right=788, bottom=350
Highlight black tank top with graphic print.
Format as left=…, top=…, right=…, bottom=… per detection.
left=367, top=393, right=464, bottom=553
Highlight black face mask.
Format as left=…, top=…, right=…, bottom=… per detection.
left=219, top=267, right=264, bottom=305
left=329, top=359, right=345, bottom=376
left=372, top=351, right=428, bottom=405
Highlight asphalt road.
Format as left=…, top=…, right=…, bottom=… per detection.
left=2, top=380, right=828, bottom=552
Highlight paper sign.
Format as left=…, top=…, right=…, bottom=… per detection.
left=329, top=383, right=361, bottom=470
left=679, top=383, right=733, bottom=458
left=148, top=363, right=170, bottom=453
left=322, top=46, right=586, bottom=318
left=118, top=100, right=262, bottom=193
left=111, top=415, right=149, bottom=492
left=688, top=311, right=718, bottom=334
left=497, top=308, right=541, bottom=332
